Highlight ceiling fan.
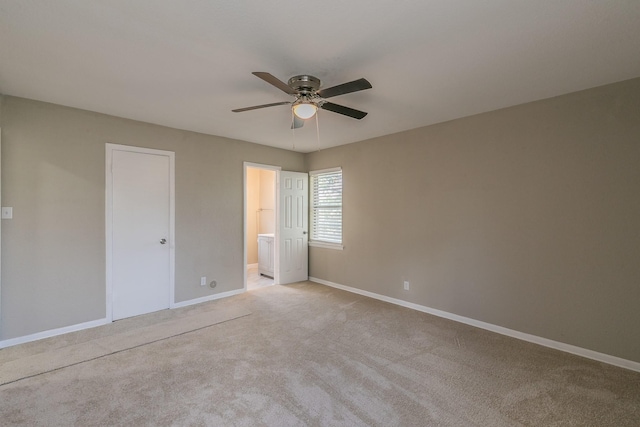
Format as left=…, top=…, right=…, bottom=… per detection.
left=232, top=72, right=372, bottom=128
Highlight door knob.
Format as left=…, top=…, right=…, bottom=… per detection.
left=302, top=231, right=307, bottom=235
left=160, top=238, right=167, bottom=244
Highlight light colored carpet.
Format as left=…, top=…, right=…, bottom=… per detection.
left=0, top=305, right=252, bottom=386
left=1, top=282, right=639, bottom=426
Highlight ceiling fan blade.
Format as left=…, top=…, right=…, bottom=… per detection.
left=321, top=102, right=368, bottom=119
left=291, top=115, right=305, bottom=129
left=317, top=78, right=372, bottom=99
left=253, top=72, right=297, bottom=95
left=232, top=101, right=291, bottom=113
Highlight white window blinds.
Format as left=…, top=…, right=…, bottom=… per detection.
left=310, top=168, right=342, bottom=245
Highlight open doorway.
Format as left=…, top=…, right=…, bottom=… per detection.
left=244, top=163, right=278, bottom=290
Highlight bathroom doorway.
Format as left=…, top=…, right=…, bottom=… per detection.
left=244, top=163, right=278, bottom=290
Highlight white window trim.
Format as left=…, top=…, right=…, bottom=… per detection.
left=310, top=166, right=342, bottom=175
left=309, top=167, right=344, bottom=251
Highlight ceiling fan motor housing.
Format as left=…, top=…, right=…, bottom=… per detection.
left=288, top=75, right=321, bottom=95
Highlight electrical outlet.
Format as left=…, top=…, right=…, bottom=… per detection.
left=200, top=276, right=207, bottom=286
left=1, top=207, right=13, bottom=219
left=403, top=280, right=410, bottom=291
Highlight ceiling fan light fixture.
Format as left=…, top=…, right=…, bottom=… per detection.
left=292, top=102, right=317, bottom=119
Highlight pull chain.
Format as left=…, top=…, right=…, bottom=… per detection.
left=315, top=110, right=321, bottom=151
left=291, top=109, right=296, bottom=151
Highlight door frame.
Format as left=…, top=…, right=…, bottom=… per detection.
left=105, top=143, right=176, bottom=322
left=0, top=128, right=2, bottom=329
left=243, top=162, right=281, bottom=289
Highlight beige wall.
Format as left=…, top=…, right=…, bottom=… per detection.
left=246, top=168, right=260, bottom=264
left=306, top=78, right=640, bottom=363
left=246, top=167, right=276, bottom=264
left=2, top=79, right=639, bottom=363
left=0, top=96, right=304, bottom=340
left=258, top=169, right=276, bottom=234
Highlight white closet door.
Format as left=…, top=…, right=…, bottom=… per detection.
left=110, top=147, right=172, bottom=320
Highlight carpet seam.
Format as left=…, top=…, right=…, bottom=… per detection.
left=0, top=312, right=252, bottom=387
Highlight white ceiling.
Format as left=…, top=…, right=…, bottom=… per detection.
left=1, top=1, right=639, bottom=153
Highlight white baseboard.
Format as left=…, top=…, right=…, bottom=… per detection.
left=0, top=317, right=111, bottom=349
left=171, top=288, right=245, bottom=309
left=1, top=289, right=246, bottom=349
left=309, top=277, right=640, bottom=373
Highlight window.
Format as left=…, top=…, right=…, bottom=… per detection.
left=309, top=167, right=343, bottom=250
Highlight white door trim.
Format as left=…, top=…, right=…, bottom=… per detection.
left=0, top=128, right=2, bottom=330
left=105, top=143, right=176, bottom=322
left=243, top=162, right=281, bottom=289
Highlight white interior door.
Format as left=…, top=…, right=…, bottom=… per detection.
left=279, top=171, right=308, bottom=284
left=109, top=146, right=173, bottom=320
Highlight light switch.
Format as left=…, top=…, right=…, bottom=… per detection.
left=1, top=207, right=12, bottom=219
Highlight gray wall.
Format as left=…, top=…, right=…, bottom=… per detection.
left=306, top=78, right=640, bottom=363
left=0, top=96, right=304, bottom=340
left=2, top=78, right=640, bottom=363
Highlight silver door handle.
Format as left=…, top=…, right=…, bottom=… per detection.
left=302, top=231, right=307, bottom=235
left=160, top=238, right=167, bottom=244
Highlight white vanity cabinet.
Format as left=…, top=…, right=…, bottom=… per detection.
left=258, top=234, right=274, bottom=278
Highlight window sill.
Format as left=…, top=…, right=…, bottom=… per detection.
left=309, top=241, right=344, bottom=251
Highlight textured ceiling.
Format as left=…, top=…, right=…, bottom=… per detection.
left=1, top=1, right=639, bottom=152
